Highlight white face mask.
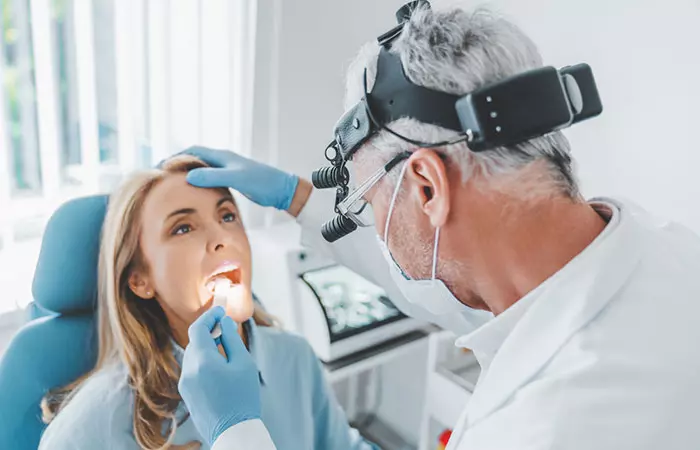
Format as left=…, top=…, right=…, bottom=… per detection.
left=377, top=162, right=494, bottom=332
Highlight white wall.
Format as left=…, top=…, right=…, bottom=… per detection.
left=248, top=0, right=411, bottom=227
left=248, top=0, right=700, bottom=445
left=480, top=0, right=700, bottom=232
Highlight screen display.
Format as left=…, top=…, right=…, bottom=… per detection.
left=300, top=265, right=404, bottom=339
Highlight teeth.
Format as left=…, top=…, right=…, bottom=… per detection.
left=213, top=264, right=239, bottom=276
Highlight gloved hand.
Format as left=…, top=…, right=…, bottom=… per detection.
left=181, top=146, right=299, bottom=211
left=178, top=306, right=262, bottom=446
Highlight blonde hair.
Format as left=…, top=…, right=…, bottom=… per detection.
left=41, top=156, right=273, bottom=449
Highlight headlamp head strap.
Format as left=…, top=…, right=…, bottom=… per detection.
left=367, top=49, right=463, bottom=135
left=313, top=0, right=603, bottom=243
left=377, top=0, right=431, bottom=49
left=332, top=46, right=465, bottom=163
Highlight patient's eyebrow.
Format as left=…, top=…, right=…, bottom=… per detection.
left=165, top=197, right=234, bottom=223
left=217, top=197, right=234, bottom=208
left=166, top=208, right=196, bottom=221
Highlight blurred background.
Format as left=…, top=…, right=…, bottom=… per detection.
left=0, top=0, right=256, bottom=319
left=0, top=0, right=699, bottom=445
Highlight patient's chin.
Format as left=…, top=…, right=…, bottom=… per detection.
left=225, top=289, right=255, bottom=324
left=228, top=306, right=254, bottom=325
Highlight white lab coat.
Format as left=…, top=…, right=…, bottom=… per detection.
left=213, top=189, right=700, bottom=450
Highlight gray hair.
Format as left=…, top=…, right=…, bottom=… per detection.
left=344, top=4, right=578, bottom=197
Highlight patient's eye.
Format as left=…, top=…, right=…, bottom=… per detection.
left=222, top=212, right=237, bottom=223
left=172, top=223, right=192, bottom=235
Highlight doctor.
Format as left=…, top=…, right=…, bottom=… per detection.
left=178, top=2, right=700, bottom=450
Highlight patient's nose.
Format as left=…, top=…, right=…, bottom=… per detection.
left=208, top=224, right=235, bottom=253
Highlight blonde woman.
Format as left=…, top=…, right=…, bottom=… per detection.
left=38, top=156, right=375, bottom=450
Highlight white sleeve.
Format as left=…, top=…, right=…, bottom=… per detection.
left=211, top=419, right=276, bottom=450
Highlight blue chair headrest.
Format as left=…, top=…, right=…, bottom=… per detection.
left=32, top=195, right=109, bottom=314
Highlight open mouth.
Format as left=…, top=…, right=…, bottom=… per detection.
left=205, top=264, right=242, bottom=295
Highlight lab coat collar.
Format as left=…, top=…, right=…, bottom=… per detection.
left=456, top=280, right=541, bottom=372
left=457, top=198, right=645, bottom=426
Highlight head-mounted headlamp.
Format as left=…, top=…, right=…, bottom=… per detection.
left=312, top=0, right=603, bottom=243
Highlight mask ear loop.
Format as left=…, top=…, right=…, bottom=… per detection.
left=384, top=160, right=410, bottom=244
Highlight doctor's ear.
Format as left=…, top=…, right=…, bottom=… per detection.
left=405, top=149, right=450, bottom=228
left=128, top=271, right=155, bottom=300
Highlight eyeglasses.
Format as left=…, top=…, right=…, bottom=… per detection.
left=336, top=151, right=411, bottom=227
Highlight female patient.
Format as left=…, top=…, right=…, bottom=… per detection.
left=39, top=156, right=374, bottom=450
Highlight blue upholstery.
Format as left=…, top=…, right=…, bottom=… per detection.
left=32, top=195, right=108, bottom=314
left=0, top=195, right=108, bottom=449
left=26, top=302, right=54, bottom=322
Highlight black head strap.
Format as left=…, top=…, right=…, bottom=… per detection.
left=378, top=0, right=430, bottom=48
left=366, top=48, right=463, bottom=133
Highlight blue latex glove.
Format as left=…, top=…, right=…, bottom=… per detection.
left=178, top=306, right=262, bottom=446
left=181, top=146, right=299, bottom=211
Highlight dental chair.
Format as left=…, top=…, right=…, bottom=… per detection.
left=0, top=195, right=108, bottom=449
left=0, top=193, right=270, bottom=449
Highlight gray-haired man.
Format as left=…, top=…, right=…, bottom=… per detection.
left=178, top=4, right=700, bottom=450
